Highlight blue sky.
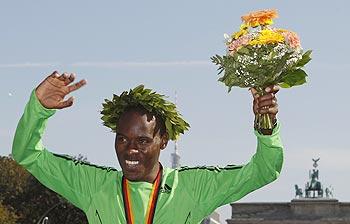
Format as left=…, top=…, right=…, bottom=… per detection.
left=1, top=0, right=350, bottom=221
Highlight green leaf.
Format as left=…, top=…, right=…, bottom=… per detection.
left=296, top=50, right=312, bottom=67
left=211, top=55, right=224, bottom=66
left=279, top=69, right=308, bottom=88
left=132, top=85, right=144, bottom=93
left=268, top=50, right=277, bottom=60
left=279, top=82, right=291, bottom=88
left=237, top=47, right=250, bottom=55
left=165, top=119, right=174, bottom=139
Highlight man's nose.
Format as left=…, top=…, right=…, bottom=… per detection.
left=126, top=141, right=139, bottom=154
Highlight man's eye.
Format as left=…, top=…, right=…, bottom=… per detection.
left=117, top=136, right=127, bottom=143
left=139, top=139, right=149, bottom=144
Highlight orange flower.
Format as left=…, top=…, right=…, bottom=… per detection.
left=241, top=9, right=278, bottom=27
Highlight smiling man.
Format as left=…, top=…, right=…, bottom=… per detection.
left=116, top=107, right=168, bottom=183
left=12, top=71, right=283, bottom=224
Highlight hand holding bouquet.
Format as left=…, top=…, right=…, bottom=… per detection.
left=211, top=9, right=311, bottom=131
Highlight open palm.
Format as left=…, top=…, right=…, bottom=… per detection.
left=35, top=71, right=87, bottom=109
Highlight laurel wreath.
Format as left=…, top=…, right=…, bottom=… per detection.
left=101, top=85, right=190, bottom=140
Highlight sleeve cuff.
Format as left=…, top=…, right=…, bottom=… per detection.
left=254, top=122, right=283, bottom=150
left=254, top=121, right=281, bottom=139
left=29, top=89, right=56, bottom=118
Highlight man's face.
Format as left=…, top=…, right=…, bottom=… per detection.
left=115, top=110, right=167, bottom=182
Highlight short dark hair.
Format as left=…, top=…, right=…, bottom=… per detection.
left=122, top=105, right=166, bottom=137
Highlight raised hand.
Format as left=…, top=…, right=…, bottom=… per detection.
left=35, top=71, right=87, bottom=109
left=250, top=85, right=279, bottom=123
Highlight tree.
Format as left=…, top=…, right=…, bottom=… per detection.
left=0, top=155, right=88, bottom=224
left=0, top=201, right=18, bottom=224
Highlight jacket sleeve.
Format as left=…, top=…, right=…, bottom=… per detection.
left=11, top=90, right=117, bottom=211
left=178, top=124, right=283, bottom=218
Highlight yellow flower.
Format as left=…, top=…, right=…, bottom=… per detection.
left=241, top=9, right=278, bottom=27
left=232, top=29, right=247, bottom=39
left=249, top=29, right=284, bottom=45
left=240, top=23, right=249, bottom=30
left=231, top=23, right=249, bottom=40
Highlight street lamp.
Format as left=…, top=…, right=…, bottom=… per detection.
left=36, top=201, right=64, bottom=224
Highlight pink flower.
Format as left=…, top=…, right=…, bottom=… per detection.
left=283, top=31, right=301, bottom=48
left=228, top=35, right=251, bottom=54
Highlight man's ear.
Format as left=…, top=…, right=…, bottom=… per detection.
left=160, top=133, right=169, bottom=150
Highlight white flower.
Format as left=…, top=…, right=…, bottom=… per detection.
left=224, top=33, right=230, bottom=40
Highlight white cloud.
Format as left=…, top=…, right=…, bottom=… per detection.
left=0, top=60, right=212, bottom=69
left=70, top=60, right=211, bottom=68
left=0, top=62, right=60, bottom=68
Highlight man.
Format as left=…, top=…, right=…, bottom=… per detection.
left=12, top=71, right=283, bottom=224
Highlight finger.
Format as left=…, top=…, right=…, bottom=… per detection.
left=49, top=71, right=60, bottom=79
left=56, top=96, right=74, bottom=109
left=271, top=85, right=280, bottom=94
left=69, top=73, right=76, bottom=81
left=68, top=79, right=87, bottom=93
left=67, top=73, right=76, bottom=85
left=250, top=88, right=259, bottom=100
left=259, top=93, right=275, bottom=101
left=268, top=106, right=278, bottom=115
left=259, top=99, right=277, bottom=108
left=259, top=105, right=278, bottom=115
left=58, top=72, right=70, bottom=82
left=46, top=71, right=64, bottom=87
left=265, top=85, right=280, bottom=94
left=253, top=100, right=259, bottom=114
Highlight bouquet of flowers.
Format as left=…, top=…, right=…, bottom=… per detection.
left=211, top=9, right=311, bottom=130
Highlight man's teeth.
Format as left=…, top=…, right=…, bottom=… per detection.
left=126, top=160, right=139, bottom=165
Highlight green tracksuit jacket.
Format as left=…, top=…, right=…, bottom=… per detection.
left=12, top=90, right=284, bottom=224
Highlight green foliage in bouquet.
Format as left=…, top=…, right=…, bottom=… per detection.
left=212, top=48, right=312, bottom=92
left=101, top=85, right=190, bottom=141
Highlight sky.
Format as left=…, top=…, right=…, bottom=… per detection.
left=1, top=0, right=350, bottom=222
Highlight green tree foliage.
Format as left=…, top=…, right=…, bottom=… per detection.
left=0, top=155, right=88, bottom=224
left=0, top=156, right=30, bottom=199
left=0, top=201, right=18, bottom=224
